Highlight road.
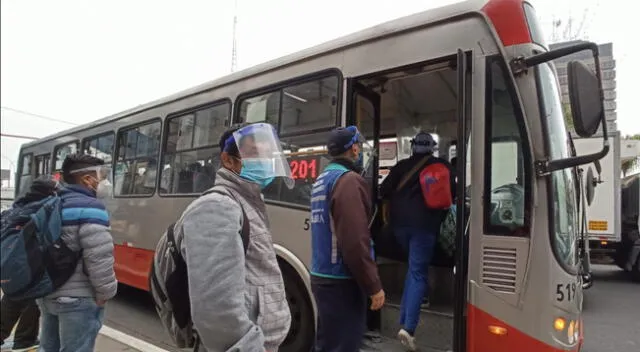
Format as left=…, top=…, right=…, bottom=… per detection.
left=105, top=265, right=639, bottom=352
left=581, top=265, right=639, bottom=352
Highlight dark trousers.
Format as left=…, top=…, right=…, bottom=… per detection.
left=0, top=295, right=40, bottom=348
left=312, top=278, right=367, bottom=352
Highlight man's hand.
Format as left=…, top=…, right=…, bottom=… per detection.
left=370, top=289, right=385, bottom=311
left=96, top=299, right=107, bottom=307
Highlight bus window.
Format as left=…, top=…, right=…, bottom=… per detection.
left=280, top=76, right=339, bottom=135
left=237, top=73, right=341, bottom=135
left=239, top=92, right=280, bottom=127
left=82, top=133, right=115, bottom=163
left=161, top=102, right=229, bottom=194
left=18, top=154, right=34, bottom=196
left=54, top=142, right=79, bottom=171
left=35, top=154, right=51, bottom=177
left=114, top=120, right=161, bottom=196
left=484, top=58, right=530, bottom=236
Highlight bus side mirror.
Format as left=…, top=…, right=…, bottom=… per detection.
left=567, top=61, right=604, bottom=138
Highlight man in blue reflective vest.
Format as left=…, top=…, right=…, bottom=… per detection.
left=310, top=126, right=385, bottom=352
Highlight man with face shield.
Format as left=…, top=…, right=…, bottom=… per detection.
left=38, top=154, right=117, bottom=352
left=179, top=123, right=292, bottom=352
left=310, top=126, right=384, bottom=352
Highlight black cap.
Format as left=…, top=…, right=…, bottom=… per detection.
left=327, top=126, right=358, bottom=156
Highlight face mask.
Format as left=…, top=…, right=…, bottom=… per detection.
left=239, top=159, right=275, bottom=189
left=83, top=175, right=99, bottom=193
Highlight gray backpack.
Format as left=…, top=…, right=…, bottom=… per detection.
left=149, top=186, right=250, bottom=349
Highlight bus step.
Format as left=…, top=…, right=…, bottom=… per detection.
left=381, top=302, right=454, bottom=352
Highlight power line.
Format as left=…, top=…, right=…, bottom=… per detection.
left=0, top=133, right=40, bottom=140
left=1, top=106, right=78, bottom=126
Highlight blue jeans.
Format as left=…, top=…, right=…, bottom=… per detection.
left=394, top=227, right=436, bottom=335
left=37, top=297, right=104, bottom=352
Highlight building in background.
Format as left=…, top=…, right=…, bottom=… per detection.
left=551, top=41, right=616, bottom=136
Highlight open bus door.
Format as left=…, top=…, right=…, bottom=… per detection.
left=454, top=48, right=471, bottom=352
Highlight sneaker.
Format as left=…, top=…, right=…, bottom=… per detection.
left=12, top=342, right=39, bottom=352
left=420, top=297, right=430, bottom=309
left=397, top=329, right=417, bottom=351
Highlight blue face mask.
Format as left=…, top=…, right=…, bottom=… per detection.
left=239, top=159, right=275, bottom=189
left=356, top=149, right=364, bottom=167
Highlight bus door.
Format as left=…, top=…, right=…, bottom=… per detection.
left=347, top=80, right=381, bottom=197
left=453, top=48, right=471, bottom=352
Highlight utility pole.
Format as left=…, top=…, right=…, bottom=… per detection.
left=231, top=0, right=238, bottom=72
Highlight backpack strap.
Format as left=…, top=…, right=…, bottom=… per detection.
left=396, top=155, right=430, bottom=192
left=202, top=187, right=250, bottom=254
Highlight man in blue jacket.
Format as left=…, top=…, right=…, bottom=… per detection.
left=38, top=154, right=117, bottom=352
left=310, top=126, right=385, bottom=352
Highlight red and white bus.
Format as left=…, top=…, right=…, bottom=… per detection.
left=16, top=0, right=609, bottom=350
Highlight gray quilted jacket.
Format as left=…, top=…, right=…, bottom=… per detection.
left=180, top=168, right=291, bottom=352
left=46, top=184, right=118, bottom=302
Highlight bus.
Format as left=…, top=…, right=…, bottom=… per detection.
left=15, top=0, right=609, bottom=350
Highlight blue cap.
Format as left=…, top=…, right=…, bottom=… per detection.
left=327, top=126, right=361, bottom=156
left=411, top=132, right=437, bottom=155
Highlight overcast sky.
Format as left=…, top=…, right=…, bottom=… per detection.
left=1, top=0, right=635, bottom=183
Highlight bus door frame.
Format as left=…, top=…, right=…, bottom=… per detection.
left=454, top=48, right=472, bottom=352
left=346, top=80, right=381, bottom=201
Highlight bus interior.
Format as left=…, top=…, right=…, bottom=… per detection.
left=355, top=57, right=465, bottom=351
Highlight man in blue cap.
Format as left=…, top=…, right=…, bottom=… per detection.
left=310, top=126, right=385, bottom=352
left=380, top=132, right=455, bottom=351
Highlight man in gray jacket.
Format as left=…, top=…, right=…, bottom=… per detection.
left=38, top=154, right=118, bottom=352
left=180, top=123, right=293, bottom=352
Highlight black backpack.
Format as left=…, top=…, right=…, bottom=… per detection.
left=149, top=187, right=250, bottom=349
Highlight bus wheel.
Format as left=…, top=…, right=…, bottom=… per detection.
left=279, top=262, right=315, bottom=352
left=632, top=256, right=640, bottom=283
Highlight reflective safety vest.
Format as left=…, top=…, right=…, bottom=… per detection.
left=310, top=163, right=374, bottom=279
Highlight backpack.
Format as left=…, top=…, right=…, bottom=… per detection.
left=0, top=195, right=81, bottom=300
left=419, top=162, right=453, bottom=210
left=149, top=187, right=250, bottom=349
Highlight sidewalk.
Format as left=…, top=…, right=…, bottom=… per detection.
left=1, top=326, right=168, bottom=352
left=95, top=334, right=141, bottom=352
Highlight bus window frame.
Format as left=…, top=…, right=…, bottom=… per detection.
left=232, top=69, right=343, bottom=209
left=53, top=140, right=80, bottom=172
left=233, top=68, right=343, bottom=138
left=159, top=99, right=232, bottom=198
left=81, top=131, right=116, bottom=163
left=482, top=55, right=533, bottom=236
left=113, top=117, right=163, bottom=198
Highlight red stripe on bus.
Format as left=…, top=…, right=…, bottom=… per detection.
left=468, top=303, right=582, bottom=352
left=481, top=0, right=532, bottom=47
left=114, top=244, right=154, bottom=291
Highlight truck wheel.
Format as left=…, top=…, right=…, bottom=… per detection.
left=279, top=262, right=315, bottom=352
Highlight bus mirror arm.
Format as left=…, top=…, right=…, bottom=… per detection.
left=536, top=142, right=610, bottom=177
left=517, top=42, right=601, bottom=70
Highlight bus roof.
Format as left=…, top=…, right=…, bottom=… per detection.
left=23, top=0, right=490, bottom=148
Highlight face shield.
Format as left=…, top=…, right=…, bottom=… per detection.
left=69, top=165, right=113, bottom=182
left=229, top=123, right=294, bottom=189
left=344, top=126, right=376, bottom=177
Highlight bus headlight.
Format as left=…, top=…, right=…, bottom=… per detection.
left=554, top=317, right=566, bottom=332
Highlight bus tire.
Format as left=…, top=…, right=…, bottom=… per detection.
left=279, top=261, right=315, bottom=352
left=632, top=256, right=640, bottom=283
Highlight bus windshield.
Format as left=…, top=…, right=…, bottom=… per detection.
left=537, top=63, right=578, bottom=270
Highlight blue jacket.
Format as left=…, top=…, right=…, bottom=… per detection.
left=49, top=184, right=117, bottom=301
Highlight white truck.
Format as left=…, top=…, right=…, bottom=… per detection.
left=573, top=133, right=621, bottom=261
left=574, top=132, right=640, bottom=281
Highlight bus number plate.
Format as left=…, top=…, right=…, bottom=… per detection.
left=555, top=282, right=577, bottom=302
